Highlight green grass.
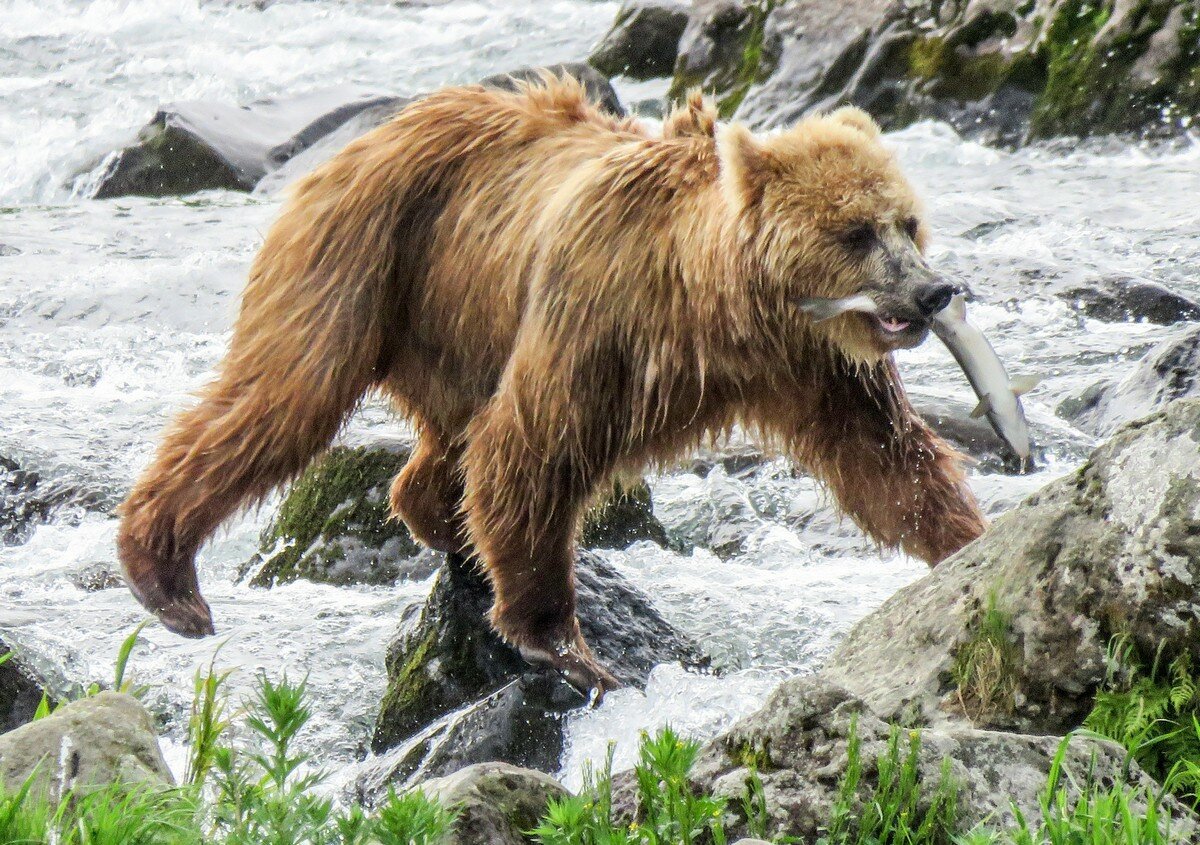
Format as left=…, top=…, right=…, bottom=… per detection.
left=1084, top=636, right=1200, bottom=804
left=951, top=592, right=1019, bottom=722
left=4, top=627, right=1200, bottom=844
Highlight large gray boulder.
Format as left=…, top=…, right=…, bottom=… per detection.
left=824, top=398, right=1200, bottom=735
left=0, top=692, right=173, bottom=799
left=658, top=0, right=1200, bottom=144
left=688, top=676, right=1198, bottom=841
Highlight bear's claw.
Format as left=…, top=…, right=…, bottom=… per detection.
left=519, top=642, right=622, bottom=703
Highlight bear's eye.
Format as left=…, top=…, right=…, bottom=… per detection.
left=903, top=216, right=920, bottom=241
left=840, top=224, right=875, bottom=253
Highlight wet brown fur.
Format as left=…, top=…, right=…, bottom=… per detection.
left=117, top=74, right=985, bottom=680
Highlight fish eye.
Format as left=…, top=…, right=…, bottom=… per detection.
left=903, top=216, right=920, bottom=241
left=840, top=223, right=875, bottom=253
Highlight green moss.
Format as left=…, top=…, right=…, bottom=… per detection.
left=715, top=0, right=777, bottom=117
left=249, top=446, right=417, bottom=587
left=1030, top=0, right=1183, bottom=138
left=951, top=592, right=1020, bottom=722
left=907, top=34, right=1021, bottom=102
left=375, top=624, right=438, bottom=737
left=730, top=739, right=772, bottom=772
left=668, top=0, right=777, bottom=118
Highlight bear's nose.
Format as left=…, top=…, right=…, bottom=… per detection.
left=915, top=282, right=957, bottom=317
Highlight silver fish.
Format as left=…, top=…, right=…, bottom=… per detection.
left=795, top=294, right=879, bottom=322
left=932, top=294, right=1037, bottom=470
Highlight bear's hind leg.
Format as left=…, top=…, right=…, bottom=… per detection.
left=389, top=426, right=468, bottom=554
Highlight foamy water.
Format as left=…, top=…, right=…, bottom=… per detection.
left=3, top=0, right=1199, bottom=794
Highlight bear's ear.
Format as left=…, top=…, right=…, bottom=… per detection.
left=719, top=123, right=778, bottom=209
left=827, top=106, right=880, bottom=138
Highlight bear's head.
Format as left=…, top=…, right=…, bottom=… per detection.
left=719, top=107, right=957, bottom=364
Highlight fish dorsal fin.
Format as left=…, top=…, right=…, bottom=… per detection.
left=1010, top=374, right=1041, bottom=397
left=969, top=396, right=993, bottom=419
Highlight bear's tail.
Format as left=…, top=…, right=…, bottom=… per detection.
left=117, top=106, right=455, bottom=637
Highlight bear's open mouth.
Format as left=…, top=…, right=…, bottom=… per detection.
left=877, top=316, right=911, bottom=334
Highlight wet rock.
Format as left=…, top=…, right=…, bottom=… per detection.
left=1060, top=276, right=1200, bottom=325
left=0, top=454, right=98, bottom=546
left=359, top=678, right=572, bottom=801
left=590, top=1, right=690, bottom=80
left=655, top=466, right=762, bottom=558
left=372, top=550, right=706, bottom=755
left=70, top=563, right=126, bottom=593
left=0, top=692, right=173, bottom=798
left=686, top=676, right=1197, bottom=841
left=414, top=762, right=569, bottom=845
left=662, top=0, right=1200, bottom=144
left=92, top=87, right=403, bottom=199
left=1061, top=325, right=1200, bottom=436
left=579, top=480, right=669, bottom=549
left=824, top=399, right=1200, bottom=735
left=0, top=638, right=51, bottom=734
left=92, top=64, right=622, bottom=200
left=242, top=443, right=433, bottom=588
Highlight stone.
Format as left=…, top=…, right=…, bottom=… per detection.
left=824, top=399, right=1200, bottom=735
left=92, top=86, right=403, bottom=199
left=1, top=454, right=69, bottom=546
left=687, top=676, right=1198, bottom=841
left=1061, top=325, right=1200, bottom=436
left=92, top=64, right=623, bottom=200
left=414, top=762, right=569, bottom=845
left=1060, top=276, right=1200, bottom=325
left=371, top=551, right=706, bottom=753
left=579, top=480, right=669, bottom=550
left=589, top=1, right=690, bottom=80
left=0, top=638, right=51, bottom=734
left=657, top=0, right=1200, bottom=143
left=242, top=443, right=433, bottom=588
left=359, top=681, right=570, bottom=803
left=0, top=692, right=173, bottom=799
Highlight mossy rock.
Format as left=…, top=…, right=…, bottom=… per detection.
left=248, top=446, right=667, bottom=588
left=244, top=443, right=427, bottom=588
left=580, top=479, right=670, bottom=550
left=372, top=551, right=707, bottom=754
left=655, top=0, right=1200, bottom=144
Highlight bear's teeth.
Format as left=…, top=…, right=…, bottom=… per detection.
left=879, top=318, right=910, bottom=333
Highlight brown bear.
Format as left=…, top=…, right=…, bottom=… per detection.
left=117, top=74, right=986, bottom=695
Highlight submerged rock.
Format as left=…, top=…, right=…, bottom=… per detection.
left=371, top=551, right=706, bottom=755
left=824, top=398, right=1200, bottom=735
left=91, top=64, right=623, bottom=199
left=242, top=443, right=432, bottom=588
left=688, top=676, right=1198, bottom=841
left=414, top=762, right=569, bottom=845
left=1060, top=276, right=1200, bottom=325
left=589, top=0, right=690, bottom=80
left=654, top=0, right=1200, bottom=144
left=0, top=692, right=172, bottom=798
left=1061, top=325, right=1200, bottom=436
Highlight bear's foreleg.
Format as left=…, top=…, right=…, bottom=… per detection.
left=786, top=355, right=986, bottom=564
left=461, top=367, right=623, bottom=697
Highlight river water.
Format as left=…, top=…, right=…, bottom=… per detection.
left=2, top=0, right=1198, bottom=795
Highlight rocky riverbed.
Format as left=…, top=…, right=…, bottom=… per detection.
left=3, top=0, right=1200, bottom=839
